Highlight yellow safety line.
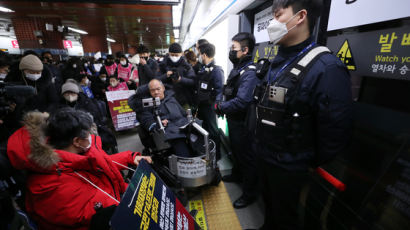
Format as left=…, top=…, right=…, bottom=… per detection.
left=201, top=182, right=242, bottom=230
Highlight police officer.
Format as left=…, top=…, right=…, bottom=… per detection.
left=254, top=0, right=353, bottom=229
left=195, top=43, right=224, bottom=160
left=215, top=32, right=260, bottom=209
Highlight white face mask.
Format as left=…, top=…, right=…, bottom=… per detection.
left=80, top=135, right=92, bottom=152
left=72, top=64, right=77, bottom=69
left=94, top=64, right=102, bottom=72
left=267, top=11, right=300, bottom=44
left=84, top=63, right=88, bottom=67
left=25, top=73, right=42, bottom=81
left=110, top=82, right=117, bottom=87
left=101, top=77, right=106, bottom=82
left=129, top=54, right=140, bottom=65
left=0, top=73, right=6, bottom=80
left=120, top=60, right=127, bottom=66
left=169, top=56, right=181, bottom=63
left=85, top=79, right=89, bottom=85
left=198, top=54, right=203, bottom=64
left=64, top=94, right=78, bottom=102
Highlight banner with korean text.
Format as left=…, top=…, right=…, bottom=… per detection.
left=111, top=160, right=199, bottom=230
left=106, top=90, right=138, bottom=131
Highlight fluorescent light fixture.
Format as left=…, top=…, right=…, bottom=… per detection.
left=106, top=38, right=116, bottom=43
left=67, top=27, right=88, bottom=35
left=173, top=29, right=179, bottom=39
left=172, top=1, right=183, bottom=28
left=182, top=0, right=239, bottom=49
left=0, top=6, right=14, bottom=13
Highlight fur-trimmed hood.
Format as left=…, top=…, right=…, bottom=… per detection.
left=7, top=111, right=60, bottom=171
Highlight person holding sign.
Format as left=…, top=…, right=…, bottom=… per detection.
left=6, top=108, right=152, bottom=230
left=107, top=75, right=129, bottom=91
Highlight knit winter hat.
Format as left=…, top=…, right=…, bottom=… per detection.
left=61, top=81, right=80, bottom=94
left=19, top=54, right=43, bottom=71
left=169, top=43, right=182, bottom=53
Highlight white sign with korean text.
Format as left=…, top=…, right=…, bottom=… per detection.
left=253, top=6, right=273, bottom=43
left=106, top=90, right=135, bottom=102
left=176, top=158, right=206, bottom=179
left=328, top=0, right=410, bottom=31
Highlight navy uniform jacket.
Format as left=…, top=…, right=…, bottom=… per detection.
left=255, top=38, right=353, bottom=171
left=197, top=61, right=224, bottom=103
left=220, top=56, right=260, bottom=121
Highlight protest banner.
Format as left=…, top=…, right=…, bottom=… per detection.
left=106, top=90, right=137, bottom=131
left=111, top=160, right=200, bottom=230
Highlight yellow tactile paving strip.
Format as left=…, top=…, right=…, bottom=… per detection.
left=201, top=182, right=242, bottom=230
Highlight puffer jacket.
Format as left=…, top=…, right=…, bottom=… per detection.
left=7, top=112, right=139, bottom=230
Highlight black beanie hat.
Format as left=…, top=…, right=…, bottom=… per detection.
left=169, top=43, right=182, bottom=53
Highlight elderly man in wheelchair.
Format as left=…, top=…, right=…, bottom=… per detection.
left=129, top=79, right=221, bottom=190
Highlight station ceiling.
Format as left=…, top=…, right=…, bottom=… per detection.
left=0, top=0, right=175, bottom=49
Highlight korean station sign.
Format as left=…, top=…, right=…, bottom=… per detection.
left=327, top=25, right=410, bottom=80
left=253, top=6, right=272, bottom=44
left=63, top=40, right=73, bottom=49
left=11, top=40, right=19, bottom=48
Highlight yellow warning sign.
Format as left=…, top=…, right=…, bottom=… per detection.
left=337, top=40, right=356, bottom=71
left=189, top=200, right=207, bottom=230
left=254, top=49, right=260, bottom=63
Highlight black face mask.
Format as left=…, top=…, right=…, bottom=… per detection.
left=229, top=50, right=239, bottom=64
left=106, top=61, right=113, bottom=66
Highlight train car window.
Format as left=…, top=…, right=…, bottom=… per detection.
left=358, top=77, right=410, bottom=114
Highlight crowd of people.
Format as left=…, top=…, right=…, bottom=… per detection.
left=0, top=0, right=353, bottom=229
left=0, top=40, right=227, bottom=229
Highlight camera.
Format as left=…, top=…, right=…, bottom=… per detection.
left=142, top=97, right=161, bottom=108
left=169, top=68, right=179, bottom=80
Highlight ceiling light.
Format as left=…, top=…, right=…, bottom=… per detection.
left=106, top=38, right=116, bottom=43
left=67, top=27, right=88, bottom=35
left=172, top=1, right=183, bottom=28
left=0, top=7, right=14, bottom=13
left=173, top=29, right=179, bottom=39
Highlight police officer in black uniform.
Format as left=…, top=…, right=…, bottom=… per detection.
left=253, top=0, right=353, bottom=229
left=195, top=43, right=224, bottom=160
left=215, top=32, right=260, bottom=209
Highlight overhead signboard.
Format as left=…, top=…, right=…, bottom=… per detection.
left=253, top=6, right=272, bottom=44
left=11, top=40, right=19, bottom=48
left=327, top=25, right=410, bottom=81
left=63, top=40, right=73, bottom=49
left=328, top=0, right=410, bottom=31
